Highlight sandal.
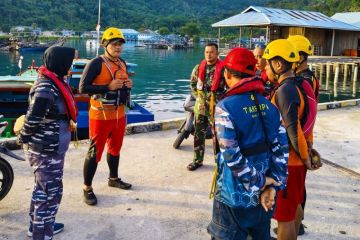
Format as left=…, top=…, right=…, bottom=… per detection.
left=187, top=162, right=203, bottom=171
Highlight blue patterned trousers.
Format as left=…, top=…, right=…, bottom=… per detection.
left=27, top=153, right=65, bottom=240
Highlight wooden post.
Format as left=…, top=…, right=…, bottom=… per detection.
left=343, top=63, right=348, bottom=90
left=331, top=29, right=335, bottom=56
left=249, top=27, right=253, bottom=49
left=326, top=62, right=331, bottom=91
left=334, top=64, right=339, bottom=98
left=319, top=63, right=324, bottom=86
left=353, top=64, right=358, bottom=97
left=239, top=27, right=242, bottom=47
left=218, top=28, right=221, bottom=49
left=351, top=63, right=356, bottom=80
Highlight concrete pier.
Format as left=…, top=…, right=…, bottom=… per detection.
left=0, top=106, right=359, bottom=240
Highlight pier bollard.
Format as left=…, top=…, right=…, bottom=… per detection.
left=343, top=64, right=348, bottom=90
left=319, top=64, right=324, bottom=86
left=334, top=64, right=339, bottom=98
left=326, top=62, right=331, bottom=91
left=352, top=64, right=358, bottom=97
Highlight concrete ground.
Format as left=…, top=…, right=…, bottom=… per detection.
left=0, top=107, right=359, bottom=240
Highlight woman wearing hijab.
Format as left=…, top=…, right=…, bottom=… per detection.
left=18, top=46, right=77, bottom=240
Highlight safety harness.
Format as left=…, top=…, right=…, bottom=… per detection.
left=90, top=56, right=130, bottom=121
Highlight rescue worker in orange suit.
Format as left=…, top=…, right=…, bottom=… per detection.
left=288, top=35, right=320, bottom=101
left=263, top=39, right=321, bottom=240
left=79, top=27, right=132, bottom=205
left=285, top=34, right=321, bottom=236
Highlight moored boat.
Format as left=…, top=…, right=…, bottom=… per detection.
left=0, top=59, right=153, bottom=138
left=8, top=37, right=67, bottom=52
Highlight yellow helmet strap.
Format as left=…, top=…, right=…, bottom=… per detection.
left=103, top=40, right=110, bottom=47
left=270, top=58, right=292, bottom=79
left=104, top=46, right=117, bottom=60
left=269, top=59, right=280, bottom=80
left=298, top=52, right=308, bottom=65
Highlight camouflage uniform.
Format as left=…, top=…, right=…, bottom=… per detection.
left=20, top=77, right=71, bottom=240
left=190, top=64, right=224, bottom=164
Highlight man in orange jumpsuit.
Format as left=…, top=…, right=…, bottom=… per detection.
left=79, top=27, right=133, bottom=205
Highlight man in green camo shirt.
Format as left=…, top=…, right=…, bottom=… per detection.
left=187, top=43, right=225, bottom=171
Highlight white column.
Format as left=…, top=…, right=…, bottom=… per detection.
left=239, top=27, right=242, bottom=47
left=96, top=0, right=101, bottom=57
left=331, top=29, right=335, bottom=56
left=266, top=26, right=269, bottom=43
left=334, top=64, right=339, bottom=98
left=218, top=28, right=221, bottom=48
left=250, top=27, right=253, bottom=49
left=353, top=65, right=358, bottom=97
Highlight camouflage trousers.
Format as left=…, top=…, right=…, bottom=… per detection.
left=27, top=152, right=65, bottom=240
left=193, top=113, right=211, bottom=164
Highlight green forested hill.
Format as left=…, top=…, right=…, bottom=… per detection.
left=0, top=0, right=258, bottom=32
left=0, top=0, right=359, bottom=33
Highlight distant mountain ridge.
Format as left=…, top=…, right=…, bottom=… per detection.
left=0, top=0, right=358, bottom=33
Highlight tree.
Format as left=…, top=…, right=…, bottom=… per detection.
left=179, top=22, right=200, bottom=37
left=1, top=24, right=11, bottom=33
left=158, top=27, right=170, bottom=35
left=1, top=0, right=359, bottom=36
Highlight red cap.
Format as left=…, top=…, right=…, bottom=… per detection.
left=224, top=48, right=257, bottom=76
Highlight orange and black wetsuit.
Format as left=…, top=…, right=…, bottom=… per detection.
left=79, top=55, right=128, bottom=186
left=297, top=68, right=320, bottom=102
left=271, top=78, right=310, bottom=164
left=271, top=77, right=311, bottom=222
left=295, top=67, right=319, bottom=217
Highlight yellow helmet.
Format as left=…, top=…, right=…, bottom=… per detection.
left=287, top=35, right=313, bottom=55
left=263, top=39, right=300, bottom=63
left=101, top=27, right=125, bottom=45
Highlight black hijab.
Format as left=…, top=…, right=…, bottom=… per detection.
left=43, top=46, right=75, bottom=79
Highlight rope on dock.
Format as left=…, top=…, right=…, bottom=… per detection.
left=321, top=157, right=360, bottom=179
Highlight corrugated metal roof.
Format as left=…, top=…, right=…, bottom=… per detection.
left=120, top=29, right=139, bottom=34
left=211, top=12, right=270, bottom=27
left=332, top=12, right=360, bottom=28
left=212, top=6, right=360, bottom=31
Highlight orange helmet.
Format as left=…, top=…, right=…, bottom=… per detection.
left=224, top=48, right=257, bottom=76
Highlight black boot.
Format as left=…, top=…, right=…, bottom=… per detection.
left=108, top=178, right=132, bottom=190
left=83, top=141, right=98, bottom=205
left=107, top=153, right=132, bottom=190
left=83, top=189, right=97, bottom=205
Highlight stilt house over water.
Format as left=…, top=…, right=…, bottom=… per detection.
left=212, top=6, right=360, bottom=56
